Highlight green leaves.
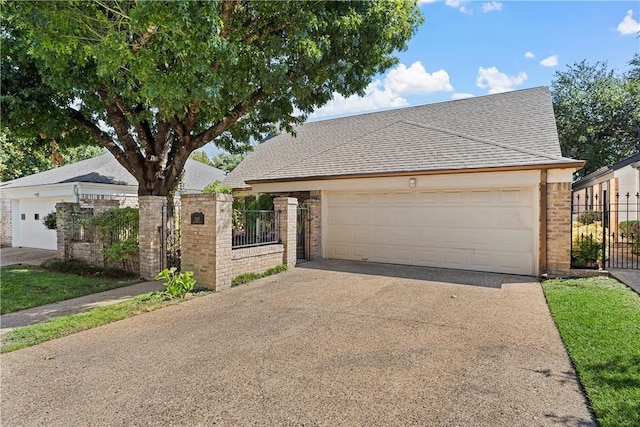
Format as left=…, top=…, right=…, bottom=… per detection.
left=551, top=59, right=640, bottom=177
left=155, top=267, right=196, bottom=299
left=3, top=1, right=422, bottom=195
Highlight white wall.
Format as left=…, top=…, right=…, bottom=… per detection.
left=12, top=198, right=70, bottom=250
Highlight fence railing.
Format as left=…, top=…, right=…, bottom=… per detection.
left=232, top=209, right=280, bottom=249
left=571, top=191, right=640, bottom=270
left=71, top=208, right=94, bottom=242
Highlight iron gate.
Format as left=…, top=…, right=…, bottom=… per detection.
left=160, top=199, right=181, bottom=271
left=571, top=191, right=640, bottom=270
left=297, top=203, right=310, bottom=263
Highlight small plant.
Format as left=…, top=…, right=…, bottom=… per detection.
left=577, top=210, right=602, bottom=225
left=155, top=267, right=196, bottom=298
left=231, top=264, right=287, bottom=287
left=202, top=180, right=232, bottom=194
left=572, top=237, right=602, bottom=267
left=42, top=211, right=57, bottom=230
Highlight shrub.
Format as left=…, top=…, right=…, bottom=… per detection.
left=572, top=220, right=604, bottom=266
left=41, top=258, right=137, bottom=279
left=577, top=210, right=602, bottom=225
left=42, top=211, right=57, bottom=230
left=83, top=207, right=139, bottom=269
left=155, top=267, right=196, bottom=298
left=619, top=220, right=640, bottom=239
left=202, top=180, right=232, bottom=194
left=231, top=264, right=287, bottom=287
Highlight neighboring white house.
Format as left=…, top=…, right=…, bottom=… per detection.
left=225, top=87, right=584, bottom=276
left=0, top=153, right=226, bottom=250
left=572, top=152, right=640, bottom=212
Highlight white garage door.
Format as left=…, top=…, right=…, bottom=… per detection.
left=326, top=187, right=536, bottom=275
left=16, top=200, right=58, bottom=250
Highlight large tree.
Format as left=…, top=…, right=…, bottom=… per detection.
left=551, top=57, right=640, bottom=177
left=2, top=1, right=422, bottom=196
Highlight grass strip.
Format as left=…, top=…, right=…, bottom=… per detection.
left=1, top=265, right=139, bottom=314
left=1, top=291, right=210, bottom=353
left=231, top=264, right=288, bottom=287
left=542, top=276, right=640, bottom=427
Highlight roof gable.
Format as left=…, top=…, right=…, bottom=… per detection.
left=226, top=87, right=578, bottom=188
left=0, top=152, right=226, bottom=192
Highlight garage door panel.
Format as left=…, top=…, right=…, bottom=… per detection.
left=327, top=187, right=536, bottom=275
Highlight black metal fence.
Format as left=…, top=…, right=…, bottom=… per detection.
left=232, top=209, right=280, bottom=248
left=160, top=200, right=181, bottom=270
left=297, top=204, right=310, bottom=263
left=71, top=208, right=95, bottom=242
left=571, top=191, right=640, bottom=270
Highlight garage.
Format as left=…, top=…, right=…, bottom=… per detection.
left=14, top=199, right=59, bottom=250
left=326, top=186, right=537, bottom=275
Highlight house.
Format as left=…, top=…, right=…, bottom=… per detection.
left=572, top=152, right=640, bottom=211
left=0, top=152, right=226, bottom=250
left=225, top=87, right=584, bottom=276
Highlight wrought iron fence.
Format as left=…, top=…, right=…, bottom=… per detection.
left=71, top=208, right=94, bottom=242
left=571, top=191, right=640, bottom=270
left=232, top=209, right=280, bottom=248
left=160, top=200, right=181, bottom=270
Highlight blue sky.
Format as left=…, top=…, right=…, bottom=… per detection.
left=204, top=1, right=639, bottom=156
left=309, top=0, right=640, bottom=120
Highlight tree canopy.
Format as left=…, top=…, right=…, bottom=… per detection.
left=2, top=1, right=422, bottom=196
left=190, top=150, right=244, bottom=173
left=551, top=56, right=640, bottom=177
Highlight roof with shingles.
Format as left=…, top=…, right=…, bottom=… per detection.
left=225, top=87, right=580, bottom=189
left=0, top=152, right=226, bottom=192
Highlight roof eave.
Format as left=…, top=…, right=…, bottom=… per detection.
left=246, top=161, right=586, bottom=185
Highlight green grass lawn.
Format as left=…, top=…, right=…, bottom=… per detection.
left=1, top=265, right=139, bottom=314
left=542, top=276, right=640, bottom=427
left=1, top=291, right=210, bottom=353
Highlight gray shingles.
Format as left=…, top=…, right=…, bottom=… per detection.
left=0, top=152, right=226, bottom=192
left=225, top=87, right=576, bottom=188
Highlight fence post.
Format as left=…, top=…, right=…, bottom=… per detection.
left=56, top=202, right=79, bottom=260
left=274, top=197, right=298, bottom=267
left=180, top=193, right=233, bottom=291
left=602, top=190, right=608, bottom=270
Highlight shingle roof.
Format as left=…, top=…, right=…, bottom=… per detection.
left=0, top=152, right=226, bottom=192
left=225, top=87, right=580, bottom=188
left=572, top=152, right=640, bottom=190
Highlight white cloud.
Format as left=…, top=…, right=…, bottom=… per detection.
left=445, top=0, right=470, bottom=14
left=452, top=92, right=475, bottom=100
left=476, top=66, right=527, bottom=94
left=524, top=51, right=535, bottom=59
left=481, top=2, right=502, bottom=13
left=417, top=0, right=438, bottom=4
left=311, top=62, right=454, bottom=119
left=385, top=62, right=453, bottom=96
left=617, top=10, right=640, bottom=35
left=540, top=54, right=559, bottom=67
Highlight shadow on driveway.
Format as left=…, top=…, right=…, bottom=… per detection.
left=297, top=259, right=536, bottom=289
left=0, top=247, right=57, bottom=267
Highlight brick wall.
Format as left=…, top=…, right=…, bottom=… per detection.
left=232, top=244, right=285, bottom=277
left=274, top=197, right=298, bottom=267
left=0, top=198, right=12, bottom=247
left=547, top=182, right=572, bottom=275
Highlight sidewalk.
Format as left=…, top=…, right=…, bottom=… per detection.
left=0, top=281, right=165, bottom=333
left=609, top=269, right=640, bottom=295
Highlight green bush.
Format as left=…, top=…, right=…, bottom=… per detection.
left=202, top=180, right=232, bottom=194
left=83, top=207, right=139, bottom=268
left=577, top=210, right=602, bottom=225
left=42, top=211, right=57, bottom=230
left=247, top=194, right=274, bottom=211
left=155, top=267, right=196, bottom=298
left=619, top=220, right=640, bottom=238
left=41, top=258, right=137, bottom=279
left=572, top=237, right=602, bottom=267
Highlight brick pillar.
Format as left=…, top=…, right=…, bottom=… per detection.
left=546, top=182, right=572, bottom=275
left=274, top=197, right=298, bottom=266
left=139, top=196, right=166, bottom=280
left=56, top=202, right=80, bottom=260
left=181, top=193, right=233, bottom=291
left=307, top=192, right=322, bottom=260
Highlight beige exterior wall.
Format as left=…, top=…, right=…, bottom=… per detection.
left=232, top=245, right=285, bottom=277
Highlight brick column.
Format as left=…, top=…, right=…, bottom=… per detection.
left=139, top=196, right=166, bottom=280
left=56, top=202, right=80, bottom=260
left=274, top=197, right=298, bottom=266
left=181, top=193, right=233, bottom=291
left=546, top=182, right=572, bottom=275
left=307, top=193, right=322, bottom=260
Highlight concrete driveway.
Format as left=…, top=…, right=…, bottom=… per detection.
left=1, top=260, right=594, bottom=426
left=0, top=247, right=57, bottom=266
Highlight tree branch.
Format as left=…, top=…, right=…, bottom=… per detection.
left=190, top=88, right=264, bottom=149
left=220, top=0, right=239, bottom=39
